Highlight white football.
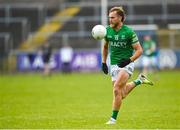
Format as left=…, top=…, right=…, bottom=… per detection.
left=92, top=25, right=107, bottom=40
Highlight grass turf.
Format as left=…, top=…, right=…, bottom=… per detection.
left=0, top=70, right=180, bottom=129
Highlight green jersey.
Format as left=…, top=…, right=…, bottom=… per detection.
left=105, top=25, right=139, bottom=65
left=142, top=40, right=156, bottom=57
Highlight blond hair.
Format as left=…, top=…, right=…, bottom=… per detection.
left=109, top=6, right=125, bottom=22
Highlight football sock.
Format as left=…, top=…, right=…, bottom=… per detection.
left=111, top=110, right=119, bottom=120
left=133, top=79, right=142, bottom=86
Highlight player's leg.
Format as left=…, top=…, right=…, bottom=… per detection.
left=122, top=73, right=154, bottom=99
left=142, top=56, right=149, bottom=76
left=106, top=63, right=153, bottom=124
left=151, top=56, right=158, bottom=72
left=121, top=82, right=135, bottom=99
left=113, top=69, right=129, bottom=110
left=106, top=69, right=129, bottom=124
left=44, top=63, right=50, bottom=76
left=150, top=56, right=160, bottom=80
left=43, top=55, right=51, bottom=76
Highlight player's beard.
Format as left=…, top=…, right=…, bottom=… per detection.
left=110, top=22, right=119, bottom=29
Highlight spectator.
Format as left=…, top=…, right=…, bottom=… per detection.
left=42, top=43, right=52, bottom=76
left=142, top=35, right=158, bottom=75
left=60, top=44, right=73, bottom=73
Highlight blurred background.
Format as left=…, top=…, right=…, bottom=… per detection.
left=0, top=0, right=180, bottom=74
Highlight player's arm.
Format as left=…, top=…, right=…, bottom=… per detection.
left=117, top=29, right=143, bottom=68
left=151, top=41, right=156, bottom=52
left=102, top=41, right=109, bottom=63
left=101, top=41, right=109, bottom=74
left=130, top=42, right=143, bottom=62
left=117, top=42, right=143, bottom=68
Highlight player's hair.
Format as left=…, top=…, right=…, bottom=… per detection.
left=109, top=6, right=125, bottom=22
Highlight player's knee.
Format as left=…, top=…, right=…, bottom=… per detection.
left=114, top=81, right=120, bottom=87
left=120, top=89, right=126, bottom=99
left=113, top=88, right=121, bottom=97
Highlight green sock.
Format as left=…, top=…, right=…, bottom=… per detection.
left=133, top=79, right=142, bottom=86
left=111, top=110, right=119, bottom=120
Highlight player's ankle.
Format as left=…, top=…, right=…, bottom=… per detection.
left=134, top=79, right=142, bottom=86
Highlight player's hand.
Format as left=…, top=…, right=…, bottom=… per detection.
left=117, top=58, right=131, bottom=68
left=102, top=63, right=108, bottom=74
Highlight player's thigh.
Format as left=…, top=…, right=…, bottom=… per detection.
left=110, top=63, right=134, bottom=82
left=112, top=70, right=129, bottom=99
left=114, top=69, right=129, bottom=88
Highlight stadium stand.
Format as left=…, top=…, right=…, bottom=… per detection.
left=167, top=4, right=180, bottom=14
left=133, top=4, right=163, bottom=15
left=0, top=0, right=180, bottom=52
left=0, top=7, right=5, bottom=18
left=10, top=6, right=41, bottom=32
left=0, top=19, right=27, bottom=49
left=0, top=34, right=8, bottom=56
left=20, top=7, right=80, bottom=50
left=0, top=0, right=180, bottom=73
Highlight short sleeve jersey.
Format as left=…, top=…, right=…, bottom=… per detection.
left=105, top=25, right=139, bottom=65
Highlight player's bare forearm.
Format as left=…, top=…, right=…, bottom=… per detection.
left=130, top=42, right=143, bottom=62
left=102, top=42, right=108, bottom=63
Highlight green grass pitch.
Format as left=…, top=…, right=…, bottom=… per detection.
left=0, top=70, right=180, bottom=129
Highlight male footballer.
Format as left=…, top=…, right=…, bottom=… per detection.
left=102, top=6, right=153, bottom=124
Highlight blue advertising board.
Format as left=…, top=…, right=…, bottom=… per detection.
left=16, top=49, right=180, bottom=72
left=17, top=50, right=101, bottom=72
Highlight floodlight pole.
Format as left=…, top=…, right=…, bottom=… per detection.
left=101, top=0, right=108, bottom=26
left=100, top=0, right=108, bottom=63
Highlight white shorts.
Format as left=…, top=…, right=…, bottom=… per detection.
left=142, top=56, right=157, bottom=67
left=110, top=62, right=135, bottom=81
